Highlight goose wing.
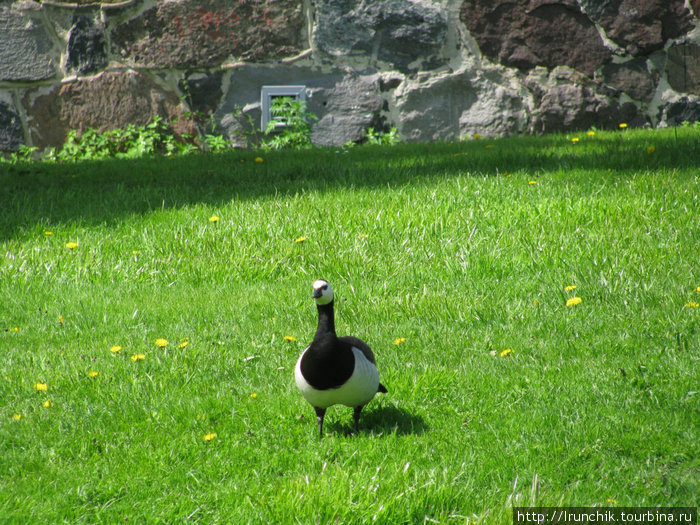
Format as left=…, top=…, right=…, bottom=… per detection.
left=338, top=336, right=376, bottom=365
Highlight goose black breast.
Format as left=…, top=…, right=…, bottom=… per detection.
left=299, top=340, right=356, bottom=390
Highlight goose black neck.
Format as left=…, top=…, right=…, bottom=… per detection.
left=314, top=301, right=336, bottom=340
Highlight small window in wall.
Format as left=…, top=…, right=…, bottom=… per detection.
left=260, top=85, right=306, bottom=131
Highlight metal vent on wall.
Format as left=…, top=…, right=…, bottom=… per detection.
left=260, top=85, right=307, bottom=131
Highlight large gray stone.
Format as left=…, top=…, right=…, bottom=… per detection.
left=0, top=99, right=25, bottom=151
left=666, top=43, right=700, bottom=96
left=459, top=0, right=610, bottom=76
left=66, top=15, right=107, bottom=75
left=0, top=5, right=57, bottom=81
left=395, top=69, right=527, bottom=141
left=602, top=58, right=658, bottom=102
left=525, top=67, right=642, bottom=133
left=313, top=0, right=449, bottom=72
left=659, top=97, right=700, bottom=125
left=214, top=65, right=383, bottom=147
left=110, top=0, right=306, bottom=68
left=580, top=0, right=694, bottom=56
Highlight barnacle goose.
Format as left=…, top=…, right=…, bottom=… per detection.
left=294, top=279, right=387, bottom=437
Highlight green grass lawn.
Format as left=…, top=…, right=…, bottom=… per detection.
left=1, top=128, right=698, bottom=523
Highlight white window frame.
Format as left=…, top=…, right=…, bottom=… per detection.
left=260, top=85, right=307, bottom=131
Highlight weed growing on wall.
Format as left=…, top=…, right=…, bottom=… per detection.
left=261, top=97, right=318, bottom=150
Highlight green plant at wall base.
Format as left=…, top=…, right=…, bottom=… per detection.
left=261, top=97, right=317, bottom=150
left=365, top=126, right=400, bottom=145
left=51, top=116, right=185, bottom=162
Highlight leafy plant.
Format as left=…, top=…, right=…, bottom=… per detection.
left=261, top=97, right=317, bottom=150
left=364, top=126, right=400, bottom=146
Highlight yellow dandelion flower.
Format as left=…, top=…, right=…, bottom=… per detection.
left=606, top=498, right=617, bottom=504
left=249, top=393, right=258, bottom=399
left=295, top=236, right=307, bottom=243
left=155, top=338, right=168, bottom=348
left=499, top=348, right=513, bottom=357
left=485, top=144, right=495, bottom=149
left=88, top=371, right=98, bottom=378
left=695, top=286, right=700, bottom=292
left=587, top=131, right=596, bottom=136
left=566, top=297, right=583, bottom=307
left=528, top=180, right=537, bottom=185
left=131, top=250, right=140, bottom=255
left=647, top=146, right=655, bottom=154
left=65, top=242, right=78, bottom=249
left=283, top=335, right=298, bottom=342
left=358, top=233, right=368, bottom=239
left=208, top=216, right=219, bottom=223
left=131, top=353, right=146, bottom=362
left=473, top=134, right=481, bottom=139
left=532, top=299, right=540, bottom=306
left=9, top=327, right=20, bottom=332
left=110, top=345, right=122, bottom=354
left=203, top=432, right=217, bottom=441
left=44, top=231, right=53, bottom=236
left=12, top=414, right=22, bottom=421
left=564, top=285, right=577, bottom=291
left=571, top=137, right=579, bottom=143
left=255, top=157, right=264, bottom=163
left=685, top=301, right=699, bottom=308
left=178, top=338, right=189, bottom=349
left=34, top=382, right=48, bottom=392
left=58, top=315, right=63, bottom=325
left=393, top=337, right=406, bottom=345
left=42, top=399, right=52, bottom=408
left=618, top=123, right=627, bottom=129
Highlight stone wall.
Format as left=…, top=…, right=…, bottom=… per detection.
left=1, top=0, right=698, bottom=151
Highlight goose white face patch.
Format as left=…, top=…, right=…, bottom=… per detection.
left=312, top=279, right=334, bottom=305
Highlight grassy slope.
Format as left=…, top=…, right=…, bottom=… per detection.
left=0, top=128, right=698, bottom=523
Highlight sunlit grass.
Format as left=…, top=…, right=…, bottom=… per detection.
left=1, top=127, right=698, bottom=523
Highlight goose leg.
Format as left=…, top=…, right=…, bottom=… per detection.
left=352, top=405, right=364, bottom=434
left=314, top=407, right=326, bottom=438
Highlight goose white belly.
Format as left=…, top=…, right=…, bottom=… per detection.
left=295, top=347, right=380, bottom=409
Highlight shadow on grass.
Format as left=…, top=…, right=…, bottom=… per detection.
left=325, top=403, right=428, bottom=437
left=1, top=128, right=698, bottom=240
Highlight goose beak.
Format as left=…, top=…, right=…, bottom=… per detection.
left=312, top=289, right=323, bottom=299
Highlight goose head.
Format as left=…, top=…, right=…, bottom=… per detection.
left=312, top=279, right=334, bottom=305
